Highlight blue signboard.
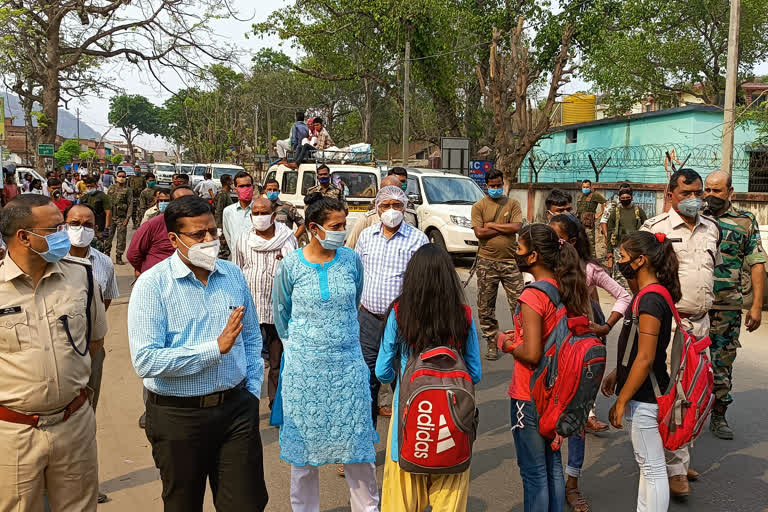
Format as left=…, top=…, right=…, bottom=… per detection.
left=469, top=160, right=493, bottom=191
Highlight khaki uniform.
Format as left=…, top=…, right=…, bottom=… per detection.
left=708, top=205, right=766, bottom=406
left=104, top=184, right=133, bottom=260
left=0, top=255, right=107, bottom=512
left=306, top=183, right=347, bottom=210
left=470, top=196, right=524, bottom=350
left=641, top=208, right=720, bottom=477
left=577, top=191, right=607, bottom=257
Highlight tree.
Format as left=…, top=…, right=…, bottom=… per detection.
left=54, top=139, right=81, bottom=167
left=111, top=154, right=123, bottom=165
left=0, top=0, right=237, bottom=160
left=79, top=149, right=98, bottom=169
left=108, top=95, right=159, bottom=164
left=581, top=0, right=768, bottom=112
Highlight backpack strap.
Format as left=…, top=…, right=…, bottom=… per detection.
left=524, top=280, right=562, bottom=308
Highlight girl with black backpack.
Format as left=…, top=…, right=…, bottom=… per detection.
left=376, top=243, right=482, bottom=512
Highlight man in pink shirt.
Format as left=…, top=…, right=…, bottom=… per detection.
left=127, top=186, right=194, bottom=276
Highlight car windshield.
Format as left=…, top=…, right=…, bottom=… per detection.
left=422, top=176, right=484, bottom=205
left=194, top=165, right=206, bottom=176
left=177, top=165, right=194, bottom=175
left=212, top=167, right=242, bottom=179
left=331, top=171, right=378, bottom=198
left=155, top=164, right=175, bottom=173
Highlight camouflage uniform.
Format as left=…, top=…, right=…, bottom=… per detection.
left=476, top=258, right=524, bottom=347
left=214, top=190, right=235, bottom=260
left=83, top=190, right=112, bottom=253
left=606, top=202, right=647, bottom=291
left=708, top=204, right=766, bottom=407
left=103, top=184, right=133, bottom=261
left=128, top=175, right=146, bottom=227
left=137, top=186, right=156, bottom=225
left=305, top=183, right=347, bottom=210
left=273, top=198, right=305, bottom=230
left=576, top=191, right=607, bottom=258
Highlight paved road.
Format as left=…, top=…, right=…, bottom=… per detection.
left=94, top=250, right=768, bottom=511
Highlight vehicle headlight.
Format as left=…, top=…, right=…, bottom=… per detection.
left=450, top=215, right=472, bottom=229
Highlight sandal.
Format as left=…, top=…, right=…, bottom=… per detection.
left=337, top=464, right=345, bottom=477
left=566, top=487, right=590, bottom=512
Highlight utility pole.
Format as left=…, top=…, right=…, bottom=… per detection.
left=76, top=107, right=81, bottom=142
left=721, top=0, right=741, bottom=175
left=253, top=105, right=259, bottom=160
left=266, top=106, right=272, bottom=159
left=402, top=41, right=411, bottom=166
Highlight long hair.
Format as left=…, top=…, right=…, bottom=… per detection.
left=621, top=231, right=682, bottom=303
left=518, top=224, right=589, bottom=316
left=391, top=244, right=469, bottom=354
left=549, top=213, right=598, bottom=265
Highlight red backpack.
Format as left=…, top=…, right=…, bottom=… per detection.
left=396, top=305, right=478, bottom=475
left=624, top=284, right=714, bottom=451
left=524, top=282, right=607, bottom=450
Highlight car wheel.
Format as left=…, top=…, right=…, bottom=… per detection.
left=428, top=229, right=447, bottom=251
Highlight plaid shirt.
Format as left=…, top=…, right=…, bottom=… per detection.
left=355, top=222, right=428, bottom=315
left=315, top=128, right=335, bottom=150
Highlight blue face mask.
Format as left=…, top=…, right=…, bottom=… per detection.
left=158, top=201, right=169, bottom=213
left=582, top=188, right=591, bottom=195
left=487, top=188, right=504, bottom=199
left=677, top=197, right=703, bottom=218
left=315, top=224, right=346, bottom=251
left=26, top=229, right=71, bottom=263
left=318, top=176, right=331, bottom=185
left=266, top=191, right=279, bottom=201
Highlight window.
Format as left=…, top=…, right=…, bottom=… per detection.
left=331, top=171, right=378, bottom=198
left=748, top=148, right=768, bottom=193
left=566, top=129, right=578, bottom=144
left=406, top=177, right=422, bottom=204
left=282, top=171, right=298, bottom=194
left=422, top=177, right=485, bottom=205
left=301, top=171, right=316, bottom=195
left=265, top=170, right=276, bottom=187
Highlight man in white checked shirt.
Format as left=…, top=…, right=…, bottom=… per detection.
left=233, top=197, right=297, bottom=409
left=355, top=185, right=428, bottom=427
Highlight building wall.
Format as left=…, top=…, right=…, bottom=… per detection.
left=523, top=109, right=760, bottom=193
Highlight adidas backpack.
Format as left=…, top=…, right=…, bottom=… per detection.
left=623, top=284, right=714, bottom=451
left=396, top=305, right=478, bottom=474
left=524, top=281, right=607, bottom=450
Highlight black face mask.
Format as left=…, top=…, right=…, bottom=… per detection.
left=620, top=198, right=632, bottom=207
left=705, top=195, right=727, bottom=213
left=617, top=258, right=639, bottom=280
left=514, top=250, right=534, bottom=272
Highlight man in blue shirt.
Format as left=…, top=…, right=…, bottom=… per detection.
left=127, top=196, right=268, bottom=511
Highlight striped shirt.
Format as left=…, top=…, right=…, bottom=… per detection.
left=127, top=252, right=264, bottom=398
left=222, top=201, right=254, bottom=257
left=233, top=223, right=298, bottom=325
left=86, top=247, right=120, bottom=300
left=355, top=221, right=428, bottom=315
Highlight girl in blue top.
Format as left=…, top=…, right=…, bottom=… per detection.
left=376, top=243, right=482, bottom=512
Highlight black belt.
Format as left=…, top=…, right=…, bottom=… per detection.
left=147, top=380, right=246, bottom=409
left=360, top=305, right=385, bottom=321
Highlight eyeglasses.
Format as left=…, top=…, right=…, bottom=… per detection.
left=379, top=202, right=405, bottom=211
left=67, top=220, right=95, bottom=229
left=28, top=224, right=69, bottom=233
left=177, top=228, right=219, bottom=243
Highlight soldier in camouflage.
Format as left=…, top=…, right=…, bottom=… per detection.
left=576, top=179, right=607, bottom=258
left=128, top=165, right=146, bottom=228
left=103, top=169, right=134, bottom=265
left=264, top=178, right=306, bottom=240
left=704, top=170, right=766, bottom=439
left=136, top=172, right=157, bottom=224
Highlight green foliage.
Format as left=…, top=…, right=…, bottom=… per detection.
left=111, top=154, right=124, bottom=165
left=108, top=95, right=161, bottom=142
left=54, top=139, right=81, bottom=167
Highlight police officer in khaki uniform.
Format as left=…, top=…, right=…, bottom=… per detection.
left=0, top=194, right=107, bottom=512
left=641, top=168, right=720, bottom=500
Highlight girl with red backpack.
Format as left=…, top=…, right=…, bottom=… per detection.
left=500, top=224, right=589, bottom=512
left=601, top=231, right=681, bottom=511
left=376, top=243, right=482, bottom=512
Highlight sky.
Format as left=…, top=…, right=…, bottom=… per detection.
left=72, top=0, right=768, bottom=154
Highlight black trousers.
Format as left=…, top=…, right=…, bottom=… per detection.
left=293, top=143, right=315, bottom=164
left=145, top=387, right=268, bottom=512
left=260, top=323, right=283, bottom=407
left=358, top=307, right=386, bottom=429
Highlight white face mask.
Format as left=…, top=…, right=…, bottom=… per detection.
left=67, top=225, right=95, bottom=248
left=176, top=236, right=220, bottom=272
left=251, top=214, right=274, bottom=232
left=380, top=208, right=404, bottom=228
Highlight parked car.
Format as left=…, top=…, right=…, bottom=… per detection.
left=154, top=162, right=176, bottom=185
left=263, top=162, right=382, bottom=235
left=12, top=167, right=45, bottom=189
left=188, top=164, right=209, bottom=187
left=208, top=163, right=245, bottom=189
left=405, top=168, right=484, bottom=255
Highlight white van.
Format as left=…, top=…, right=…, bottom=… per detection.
left=13, top=167, right=45, bottom=188
left=405, top=168, right=483, bottom=254
left=187, top=164, right=209, bottom=186
left=263, top=163, right=382, bottom=234
left=154, top=162, right=176, bottom=185
left=208, top=163, right=245, bottom=188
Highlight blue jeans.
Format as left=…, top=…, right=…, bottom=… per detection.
left=627, top=401, right=669, bottom=512
left=566, top=435, right=585, bottom=478
left=511, top=399, right=565, bottom=512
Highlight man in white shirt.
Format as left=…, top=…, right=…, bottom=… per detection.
left=193, top=172, right=217, bottom=201
left=222, top=171, right=255, bottom=261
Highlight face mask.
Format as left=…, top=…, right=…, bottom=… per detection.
left=176, top=236, right=219, bottom=272
left=25, top=230, right=71, bottom=263
left=237, top=186, right=254, bottom=202
left=117, top=177, right=126, bottom=184
left=67, top=225, right=95, bottom=248
left=315, top=224, right=346, bottom=251
left=266, top=191, right=279, bottom=201
left=148, top=181, right=156, bottom=188
left=677, top=197, right=703, bottom=218
left=705, top=195, right=727, bottom=213
left=617, top=259, right=639, bottom=280
left=400, top=182, right=408, bottom=192
left=487, top=188, right=504, bottom=199
left=381, top=209, right=404, bottom=228
left=582, top=188, right=591, bottom=195
left=87, top=188, right=97, bottom=194
left=619, top=198, right=632, bottom=207
left=158, top=201, right=169, bottom=212
left=514, top=250, right=533, bottom=272
left=318, top=176, right=330, bottom=185
left=251, top=214, right=274, bottom=232
left=52, top=190, right=62, bottom=199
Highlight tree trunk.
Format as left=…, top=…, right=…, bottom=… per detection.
left=21, top=96, right=41, bottom=172
left=362, top=77, right=373, bottom=144
left=41, top=13, right=61, bottom=149
left=123, top=128, right=135, bottom=164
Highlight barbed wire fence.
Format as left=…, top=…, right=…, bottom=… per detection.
left=525, top=143, right=768, bottom=191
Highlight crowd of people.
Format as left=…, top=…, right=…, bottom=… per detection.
left=0, top=158, right=764, bottom=512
